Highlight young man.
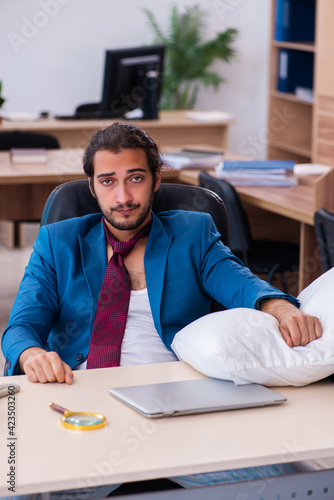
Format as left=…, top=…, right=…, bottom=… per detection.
left=2, top=122, right=321, bottom=383
left=1, top=123, right=321, bottom=497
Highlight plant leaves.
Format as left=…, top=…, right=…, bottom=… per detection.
left=143, top=4, right=238, bottom=109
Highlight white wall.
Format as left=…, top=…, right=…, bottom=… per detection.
left=0, top=0, right=271, bottom=158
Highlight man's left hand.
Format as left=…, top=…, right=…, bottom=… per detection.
left=259, top=298, right=323, bottom=347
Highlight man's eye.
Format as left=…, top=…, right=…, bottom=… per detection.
left=101, top=179, right=112, bottom=185
left=132, top=176, right=142, bottom=182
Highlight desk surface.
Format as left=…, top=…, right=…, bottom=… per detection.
left=178, top=169, right=334, bottom=226
left=0, top=148, right=333, bottom=288
left=0, top=149, right=179, bottom=185
left=0, top=110, right=234, bottom=132
left=0, top=110, right=233, bottom=150
left=1, top=362, right=334, bottom=496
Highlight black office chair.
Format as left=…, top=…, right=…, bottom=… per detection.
left=314, top=208, right=334, bottom=272
left=39, top=180, right=230, bottom=496
left=199, top=171, right=299, bottom=292
left=41, top=180, right=229, bottom=241
left=41, top=179, right=229, bottom=312
left=0, top=130, right=60, bottom=246
left=0, top=130, right=60, bottom=150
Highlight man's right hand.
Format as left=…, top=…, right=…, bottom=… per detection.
left=18, top=347, right=73, bottom=384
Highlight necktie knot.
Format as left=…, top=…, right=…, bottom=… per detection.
left=103, top=217, right=152, bottom=259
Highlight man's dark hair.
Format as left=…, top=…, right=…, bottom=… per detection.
left=83, top=122, right=163, bottom=187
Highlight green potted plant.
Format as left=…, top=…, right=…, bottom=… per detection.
left=143, top=4, right=238, bottom=110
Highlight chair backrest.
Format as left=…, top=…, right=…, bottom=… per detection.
left=199, top=171, right=251, bottom=260
left=0, top=131, right=60, bottom=150
left=41, top=180, right=230, bottom=246
left=314, top=208, right=334, bottom=272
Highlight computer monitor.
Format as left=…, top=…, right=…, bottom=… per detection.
left=100, top=44, right=165, bottom=120
left=73, top=45, right=165, bottom=120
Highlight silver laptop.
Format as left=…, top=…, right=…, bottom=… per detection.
left=108, top=378, right=287, bottom=418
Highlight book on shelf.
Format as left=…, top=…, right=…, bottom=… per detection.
left=10, top=148, right=47, bottom=165
left=216, top=160, right=297, bottom=186
left=275, top=0, right=315, bottom=43
left=163, top=149, right=224, bottom=170
left=295, top=86, right=314, bottom=103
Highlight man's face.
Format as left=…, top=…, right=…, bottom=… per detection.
left=90, top=148, right=161, bottom=237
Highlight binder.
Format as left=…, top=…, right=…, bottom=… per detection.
left=221, top=160, right=294, bottom=173
left=216, top=160, right=297, bottom=186
left=274, top=0, right=315, bottom=43
left=275, top=0, right=290, bottom=41
left=277, top=49, right=314, bottom=93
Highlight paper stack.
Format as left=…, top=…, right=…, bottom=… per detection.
left=185, top=110, right=234, bottom=123
left=10, top=148, right=47, bottom=165
left=216, top=160, right=297, bottom=186
left=163, top=149, right=224, bottom=170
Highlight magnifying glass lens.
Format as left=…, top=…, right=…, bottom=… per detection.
left=64, top=414, right=105, bottom=426
left=49, top=403, right=106, bottom=430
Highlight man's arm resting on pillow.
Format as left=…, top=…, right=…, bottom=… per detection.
left=259, top=298, right=322, bottom=347
left=18, top=347, right=73, bottom=384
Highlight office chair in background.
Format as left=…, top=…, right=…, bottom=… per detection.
left=0, top=130, right=60, bottom=247
left=0, top=130, right=60, bottom=150
left=199, top=171, right=299, bottom=293
left=314, top=208, right=334, bottom=272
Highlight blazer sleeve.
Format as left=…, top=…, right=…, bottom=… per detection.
left=1, top=226, right=59, bottom=375
left=199, top=214, right=299, bottom=310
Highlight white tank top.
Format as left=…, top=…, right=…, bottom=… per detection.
left=75, top=288, right=178, bottom=370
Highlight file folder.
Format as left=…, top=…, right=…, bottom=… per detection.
left=274, top=0, right=316, bottom=43
left=277, top=49, right=314, bottom=94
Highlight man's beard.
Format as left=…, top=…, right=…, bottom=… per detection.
left=99, top=193, right=153, bottom=231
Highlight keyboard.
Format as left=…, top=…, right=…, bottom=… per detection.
left=55, top=110, right=123, bottom=120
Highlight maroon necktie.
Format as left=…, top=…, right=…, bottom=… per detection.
left=86, top=218, right=152, bottom=369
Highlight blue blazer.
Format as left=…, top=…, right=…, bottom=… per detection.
left=2, top=211, right=297, bottom=375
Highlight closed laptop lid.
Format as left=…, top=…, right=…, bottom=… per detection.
left=108, top=378, right=287, bottom=418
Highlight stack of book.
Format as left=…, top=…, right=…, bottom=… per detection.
left=163, top=149, right=224, bottom=170
left=216, top=160, right=297, bottom=186
left=10, top=148, right=47, bottom=165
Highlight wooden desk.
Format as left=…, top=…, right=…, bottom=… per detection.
left=178, top=169, right=334, bottom=291
left=1, top=148, right=333, bottom=289
left=1, top=362, right=334, bottom=496
left=0, top=110, right=232, bottom=149
left=0, top=149, right=178, bottom=221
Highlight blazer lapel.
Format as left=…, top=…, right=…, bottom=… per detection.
left=79, top=217, right=107, bottom=322
left=145, top=214, right=173, bottom=336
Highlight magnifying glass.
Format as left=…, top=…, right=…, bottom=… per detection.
left=49, top=402, right=106, bottom=431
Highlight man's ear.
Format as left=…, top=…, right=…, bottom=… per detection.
left=154, top=169, right=161, bottom=192
left=89, top=177, right=96, bottom=198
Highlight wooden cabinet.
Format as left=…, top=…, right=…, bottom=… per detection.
left=268, top=0, right=334, bottom=166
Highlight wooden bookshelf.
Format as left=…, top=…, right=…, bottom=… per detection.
left=268, top=0, right=334, bottom=167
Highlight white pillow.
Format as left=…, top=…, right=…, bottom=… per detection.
left=171, top=268, right=334, bottom=386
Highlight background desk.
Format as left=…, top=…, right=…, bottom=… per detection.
left=0, top=110, right=232, bottom=150
left=179, top=168, right=334, bottom=291
left=1, top=361, right=334, bottom=496
left=1, top=149, right=333, bottom=290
